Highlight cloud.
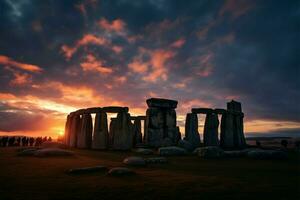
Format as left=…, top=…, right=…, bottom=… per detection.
left=219, top=0, right=255, bottom=19
left=170, top=38, right=186, bottom=48
left=80, top=54, right=113, bottom=74
left=0, top=55, right=42, bottom=73
left=61, top=34, right=108, bottom=60
left=98, top=18, right=126, bottom=33
left=10, top=72, right=31, bottom=86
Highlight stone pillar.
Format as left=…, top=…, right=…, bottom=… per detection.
left=184, top=113, right=200, bottom=147
left=112, top=112, right=135, bottom=150
left=203, top=113, right=219, bottom=146
left=220, top=112, right=234, bottom=148
left=144, top=98, right=178, bottom=147
left=64, top=114, right=71, bottom=146
left=69, top=114, right=81, bottom=147
left=133, top=119, right=142, bottom=145
left=92, top=112, right=109, bottom=150
left=77, top=113, right=93, bottom=149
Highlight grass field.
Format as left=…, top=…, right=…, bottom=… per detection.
left=0, top=147, right=299, bottom=200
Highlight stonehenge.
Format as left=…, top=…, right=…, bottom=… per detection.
left=63, top=99, right=246, bottom=150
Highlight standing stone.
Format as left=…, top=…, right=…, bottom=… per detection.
left=109, top=118, right=117, bottom=146
left=185, top=113, right=200, bottom=147
left=220, top=112, right=234, bottom=148
left=92, top=112, right=109, bottom=149
left=203, top=113, right=219, bottom=146
left=133, top=119, right=142, bottom=145
left=69, top=114, right=81, bottom=147
left=64, top=115, right=71, bottom=146
left=77, top=113, right=93, bottom=149
left=112, top=112, right=135, bottom=150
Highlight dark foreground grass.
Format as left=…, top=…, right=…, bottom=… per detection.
left=0, top=147, right=299, bottom=200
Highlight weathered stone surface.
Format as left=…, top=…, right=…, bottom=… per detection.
left=166, top=109, right=176, bottom=127
left=112, top=112, right=134, bottom=150
left=69, top=115, right=81, bottom=148
left=247, top=149, right=287, bottom=160
left=102, top=106, right=129, bottom=113
left=146, top=98, right=178, bottom=109
left=75, top=109, right=86, bottom=115
left=134, top=148, right=154, bottom=155
left=192, top=108, right=213, bottom=114
left=203, top=113, right=219, bottom=146
left=123, top=156, right=146, bottom=166
left=67, top=166, right=107, bottom=174
left=77, top=113, right=93, bottom=149
left=133, top=119, right=143, bottom=145
left=214, top=108, right=227, bottom=114
left=220, top=112, right=234, bottom=148
left=108, top=167, right=136, bottom=176
left=178, top=139, right=195, bottom=151
left=158, top=146, right=187, bottom=156
left=109, top=118, right=117, bottom=146
left=92, top=112, right=109, bottom=150
left=227, top=100, right=242, bottom=112
left=234, top=114, right=246, bottom=148
left=85, top=107, right=102, bottom=113
left=147, top=108, right=164, bottom=129
left=145, top=128, right=164, bottom=147
left=145, top=157, right=167, bottom=164
left=34, top=148, right=74, bottom=157
left=161, top=137, right=173, bottom=147
left=185, top=113, right=200, bottom=148
left=64, top=115, right=71, bottom=146
left=130, top=116, right=146, bottom=121
left=197, top=146, right=224, bottom=158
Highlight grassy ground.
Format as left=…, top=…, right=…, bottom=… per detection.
left=0, top=147, right=299, bottom=200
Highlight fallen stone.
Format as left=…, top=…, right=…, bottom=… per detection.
left=223, top=150, right=247, bottom=158
left=34, top=148, right=74, bottom=157
left=197, top=146, right=224, bottom=158
left=158, top=146, right=187, bottom=156
left=145, top=157, right=167, bottom=164
left=123, top=156, right=146, bottom=166
left=247, top=149, right=288, bottom=160
left=178, top=139, right=195, bottom=151
left=17, top=148, right=38, bottom=156
left=67, top=166, right=107, bottom=174
left=134, top=148, right=154, bottom=155
left=108, top=167, right=136, bottom=176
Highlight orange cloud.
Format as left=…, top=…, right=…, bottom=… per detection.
left=171, top=38, right=186, bottom=48
left=0, top=55, right=42, bottom=73
left=196, top=52, right=214, bottom=77
left=128, top=59, right=148, bottom=74
left=61, top=34, right=108, bottom=59
left=219, top=0, right=254, bottom=19
left=98, top=18, right=126, bottom=32
left=112, top=45, right=123, bottom=54
left=80, top=54, right=113, bottom=74
left=10, top=72, right=32, bottom=86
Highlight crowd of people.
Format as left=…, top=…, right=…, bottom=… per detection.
left=0, top=136, right=52, bottom=147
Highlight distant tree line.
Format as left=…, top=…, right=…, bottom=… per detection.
left=0, top=136, right=52, bottom=147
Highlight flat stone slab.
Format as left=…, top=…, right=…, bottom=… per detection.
left=214, top=108, right=227, bottom=114
left=146, top=98, right=178, bottom=109
left=191, top=108, right=213, bottom=114
left=134, top=148, right=154, bottom=155
left=158, top=146, right=187, bottom=156
left=67, top=166, right=107, bottom=174
left=108, top=167, right=136, bottom=176
left=123, top=156, right=146, bottom=166
left=145, top=157, right=168, bottom=164
left=102, top=106, right=129, bottom=113
left=247, top=149, right=288, bottom=160
left=85, top=107, right=102, bottom=113
left=33, top=148, right=74, bottom=157
left=197, top=146, right=224, bottom=158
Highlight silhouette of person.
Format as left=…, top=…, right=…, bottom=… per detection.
left=29, top=137, right=35, bottom=146
left=8, top=137, right=15, bottom=146
left=48, top=137, right=52, bottom=142
left=2, top=137, right=8, bottom=147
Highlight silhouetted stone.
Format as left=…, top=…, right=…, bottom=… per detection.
left=134, top=148, right=154, bottom=155
left=102, top=106, right=129, bottom=113
left=34, top=148, right=74, bottom=157
left=203, top=113, right=219, bottom=146
left=64, top=115, right=71, bottom=145
left=184, top=113, right=200, bottom=148
left=158, top=146, right=187, bottom=156
left=108, top=167, right=136, bottom=176
left=146, top=98, right=178, bottom=108
left=247, top=149, right=287, bottom=160
left=77, top=113, right=93, bottom=149
left=220, top=112, right=234, bottom=148
left=214, top=108, right=227, bottom=114
left=85, top=107, right=102, bottom=113
left=178, top=139, right=195, bottom=151
left=227, top=100, right=242, bottom=112
left=145, top=157, right=168, bottom=164
left=92, top=112, right=109, bottom=149
left=133, top=119, right=143, bottom=145
left=197, top=146, right=224, bottom=158
left=69, top=115, right=81, bottom=147
left=123, top=156, right=146, bottom=166
left=67, top=166, right=107, bottom=174
left=192, top=108, right=213, bottom=114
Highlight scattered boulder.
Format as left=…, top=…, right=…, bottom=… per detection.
left=67, top=166, right=107, bottom=174
left=123, top=156, right=146, bottom=166
left=41, top=141, right=68, bottom=149
left=247, top=149, right=288, bottom=160
left=178, top=140, right=195, bottom=151
left=134, top=148, right=154, bottom=155
left=34, top=148, right=74, bottom=157
left=197, top=146, right=224, bottom=158
left=145, top=157, right=167, bottom=164
left=108, top=167, right=136, bottom=176
left=158, top=146, right=187, bottom=156
left=223, top=150, right=247, bottom=158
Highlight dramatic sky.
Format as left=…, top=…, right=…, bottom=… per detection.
left=0, top=0, right=299, bottom=138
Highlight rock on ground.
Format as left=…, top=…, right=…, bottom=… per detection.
left=108, top=167, right=136, bottom=176
left=34, top=148, right=74, bottom=157
left=145, top=157, right=167, bottom=164
left=67, top=166, right=107, bottom=174
left=197, top=146, right=224, bottom=158
left=158, top=146, right=187, bottom=156
left=134, top=148, right=154, bottom=155
left=123, top=156, right=146, bottom=166
left=247, top=149, right=288, bottom=160
left=17, top=148, right=38, bottom=156
left=178, top=140, right=195, bottom=151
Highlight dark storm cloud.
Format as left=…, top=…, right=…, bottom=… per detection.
left=0, top=0, right=299, bottom=134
